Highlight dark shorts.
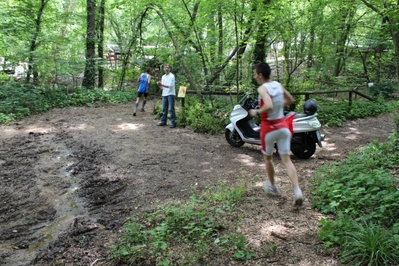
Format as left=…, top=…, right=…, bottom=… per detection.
left=137, top=92, right=148, bottom=98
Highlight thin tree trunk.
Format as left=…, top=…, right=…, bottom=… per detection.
left=334, top=6, right=355, bottom=76
left=26, top=0, right=49, bottom=84
left=50, top=0, right=77, bottom=88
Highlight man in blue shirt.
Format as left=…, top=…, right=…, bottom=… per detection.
left=133, top=67, right=151, bottom=116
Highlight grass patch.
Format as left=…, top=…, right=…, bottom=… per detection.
left=111, top=183, right=268, bottom=265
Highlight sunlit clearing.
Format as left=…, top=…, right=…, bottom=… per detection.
left=69, top=124, right=93, bottom=130
left=2, top=124, right=53, bottom=136
left=344, top=127, right=361, bottom=135
left=1, top=128, right=24, bottom=137
left=255, top=181, right=264, bottom=187
left=345, top=134, right=358, bottom=140
left=114, top=123, right=143, bottom=131
left=259, top=223, right=288, bottom=239
left=234, top=153, right=257, bottom=166
left=24, top=125, right=52, bottom=134
left=317, top=137, right=336, bottom=151
left=200, top=161, right=212, bottom=172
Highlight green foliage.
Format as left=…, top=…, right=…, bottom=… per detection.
left=340, top=222, right=399, bottom=266
left=318, top=218, right=399, bottom=265
left=312, top=133, right=399, bottom=265
left=318, top=214, right=358, bottom=248
left=183, top=95, right=233, bottom=134
left=316, top=100, right=390, bottom=127
left=152, top=99, right=163, bottom=119
left=389, top=101, right=399, bottom=133
left=312, top=133, right=399, bottom=225
left=0, top=112, right=15, bottom=124
left=0, top=73, right=12, bottom=83
left=111, top=184, right=262, bottom=265
left=230, top=235, right=256, bottom=261
left=368, top=81, right=396, bottom=100
left=0, top=83, right=135, bottom=123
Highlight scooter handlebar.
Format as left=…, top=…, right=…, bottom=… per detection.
left=240, top=97, right=259, bottom=110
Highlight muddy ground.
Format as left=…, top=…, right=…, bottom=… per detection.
left=0, top=99, right=396, bottom=266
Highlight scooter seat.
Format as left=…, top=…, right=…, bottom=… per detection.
left=294, top=114, right=308, bottom=118
left=284, top=112, right=310, bottom=119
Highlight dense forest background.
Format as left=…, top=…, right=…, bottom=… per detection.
left=1, top=0, right=399, bottom=94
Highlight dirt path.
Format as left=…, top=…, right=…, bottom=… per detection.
left=0, top=99, right=396, bottom=266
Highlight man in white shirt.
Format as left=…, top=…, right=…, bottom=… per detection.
left=156, top=64, right=176, bottom=128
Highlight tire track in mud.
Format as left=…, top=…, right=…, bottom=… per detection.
left=0, top=131, right=96, bottom=265
left=0, top=133, right=58, bottom=265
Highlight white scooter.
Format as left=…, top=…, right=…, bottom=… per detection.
left=225, top=95, right=325, bottom=159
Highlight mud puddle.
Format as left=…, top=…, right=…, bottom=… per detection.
left=0, top=132, right=89, bottom=266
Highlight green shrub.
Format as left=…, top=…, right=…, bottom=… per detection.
left=183, top=95, right=232, bottom=134
left=0, top=113, right=15, bottom=124
left=313, top=133, right=399, bottom=265
left=368, top=81, right=396, bottom=100
left=317, top=100, right=389, bottom=127
left=0, top=83, right=136, bottom=123
left=312, top=133, right=399, bottom=226
left=318, top=214, right=358, bottom=248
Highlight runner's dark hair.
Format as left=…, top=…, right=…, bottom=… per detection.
left=255, top=62, right=271, bottom=79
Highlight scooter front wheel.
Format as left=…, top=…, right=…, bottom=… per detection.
left=225, top=128, right=245, bottom=147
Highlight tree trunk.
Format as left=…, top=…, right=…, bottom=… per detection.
left=388, top=19, right=399, bottom=79
left=253, top=0, right=271, bottom=66
left=218, top=6, right=223, bottom=64
left=82, top=0, right=96, bottom=89
left=97, top=0, right=105, bottom=89
left=333, top=5, right=355, bottom=76
left=26, top=0, right=49, bottom=84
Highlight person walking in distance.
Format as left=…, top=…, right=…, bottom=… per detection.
left=249, top=62, right=303, bottom=206
left=133, top=67, right=151, bottom=116
left=156, top=64, right=176, bottom=128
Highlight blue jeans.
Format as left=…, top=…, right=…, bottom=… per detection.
left=161, top=95, right=176, bottom=125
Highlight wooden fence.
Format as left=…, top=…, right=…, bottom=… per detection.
left=179, top=86, right=374, bottom=107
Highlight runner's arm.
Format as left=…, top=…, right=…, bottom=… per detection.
left=249, top=86, right=272, bottom=117
left=283, top=88, right=294, bottom=106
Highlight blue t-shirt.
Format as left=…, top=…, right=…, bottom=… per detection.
left=138, top=74, right=149, bottom=93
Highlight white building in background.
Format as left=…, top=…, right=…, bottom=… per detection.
left=0, top=57, right=28, bottom=79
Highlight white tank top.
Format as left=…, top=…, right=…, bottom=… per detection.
left=260, top=81, right=284, bottom=120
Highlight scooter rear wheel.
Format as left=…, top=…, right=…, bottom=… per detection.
left=225, top=128, right=245, bottom=147
left=291, top=134, right=316, bottom=159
